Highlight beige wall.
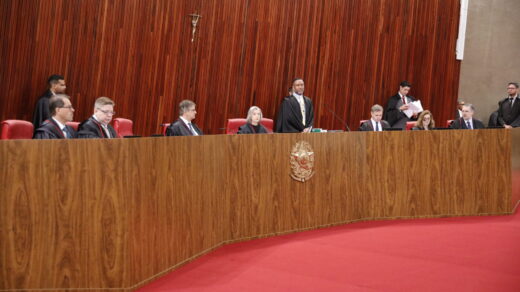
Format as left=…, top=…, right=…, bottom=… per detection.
left=459, top=0, right=520, bottom=124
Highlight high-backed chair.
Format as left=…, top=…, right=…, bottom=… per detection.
left=260, top=118, right=274, bottom=133
left=226, top=119, right=247, bottom=134
left=66, top=122, right=80, bottom=131
left=113, top=118, right=134, bottom=137
left=446, top=120, right=454, bottom=128
left=0, top=120, right=34, bottom=140
left=406, top=121, right=417, bottom=131
left=161, top=123, right=171, bottom=136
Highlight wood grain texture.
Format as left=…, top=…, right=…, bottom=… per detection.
left=0, top=0, right=461, bottom=135
left=0, top=129, right=514, bottom=291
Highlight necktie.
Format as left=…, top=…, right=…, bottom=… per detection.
left=102, top=125, right=111, bottom=138
left=298, top=97, right=306, bottom=125
left=375, top=122, right=380, bottom=132
left=188, top=123, right=196, bottom=135
left=402, top=96, right=406, bottom=104
left=466, top=121, right=472, bottom=130
left=62, top=127, right=69, bottom=138
left=510, top=98, right=514, bottom=107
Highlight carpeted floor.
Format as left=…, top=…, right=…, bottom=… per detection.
left=138, top=210, right=520, bottom=291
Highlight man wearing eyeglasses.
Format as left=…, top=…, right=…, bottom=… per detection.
left=33, top=94, right=77, bottom=139
left=497, top=82, right=520, bottom=129
left=78, top=97, right=118, bottom=138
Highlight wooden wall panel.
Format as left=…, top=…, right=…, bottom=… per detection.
left=0, top=130, right=514, bottom=291
left=0, top=0, right=461, bottom=135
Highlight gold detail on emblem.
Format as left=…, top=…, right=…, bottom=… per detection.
left=290, top=141, right=315, bottom=182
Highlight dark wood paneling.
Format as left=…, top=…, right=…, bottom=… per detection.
left=0, top=130, right=514, bottom=291
left=0, top=0, right=461, bottom=135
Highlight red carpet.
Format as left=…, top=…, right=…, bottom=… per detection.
left=138, top=211, right=520, bottom=292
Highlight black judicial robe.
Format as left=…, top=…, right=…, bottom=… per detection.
left=33, top=119, right=77, bottom=139
left=77, top=117, right=118, bottom=138
left=497, top=97, right=520, bottom=127
left=165, top=119, right=203, bottom=136
left=237, top=123, right=269, bottom=134
left=275, top=95, right=314, bottom=133
left=358, top=120, right=390, bottom=132
left=384, top=94, right=416, bottom=129
left=32, top=90, right=53, bottom=130
left=449, top=118, right=485, bottom=130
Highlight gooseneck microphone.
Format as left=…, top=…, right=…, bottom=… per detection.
left=324, top=106, right=351, bottom=132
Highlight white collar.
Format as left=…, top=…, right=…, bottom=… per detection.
left=180, top=116, right=192, bottom=125
left=293, top=93, right=303, bottom=100
left=92, top=115, right=108, bottom=126
left=52, top=117, right=66, bottom=130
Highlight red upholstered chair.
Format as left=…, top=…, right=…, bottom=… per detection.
left=358, top=120, right=368, bottom=130
left=406, top=121, right=417, bottom=131
left=0, top=120, right=34, bottom=140
left=113, top=118, right=134, bottom=137
left=226, top=118, right=247, bottom=134
left=260, top=118, right=274, bottom=133
left=66, top=122, right=80, bottom=131
left=161, top=123, right=171, bottom=136
left=446, top=120, right=454, bottom=128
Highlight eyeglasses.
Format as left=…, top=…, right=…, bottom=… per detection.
left=507, top=87, right=517, bottom=90
left=97, top=109, right=116, bottom=115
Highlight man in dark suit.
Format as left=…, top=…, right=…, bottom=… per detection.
left=33, top=94, right=77, bottom=139
left=166, top=100, right=203, bottom=136
left=32, top=74, right=67, bottom=130
left=497, top=82, right=520, bottom=128
left=275, top=78, right=315, bottom=133
left=455, top=99, right=465, bottom=119
left=384, top=81, right=418, bottom=129
left=449, top=104, right=485, bottom=130
left=78, top=97, right=118, bottom=138
left=359, top=104, right=390, bottom=131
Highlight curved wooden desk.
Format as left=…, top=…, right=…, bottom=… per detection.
left=1, top=130, right=518, bottom=291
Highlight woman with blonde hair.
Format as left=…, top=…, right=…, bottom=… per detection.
left=412, top=110, right=435, bottom=130
left=238, top=106, right=269, bottom=134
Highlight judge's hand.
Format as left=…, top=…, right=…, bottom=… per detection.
left=505, top=125, right=513, bottom=129
left=303, top=127, right=312, bottom=133
left=399, top=104, right=409, bottom=111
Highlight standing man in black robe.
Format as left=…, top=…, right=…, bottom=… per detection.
left=166, top=100, right=203, bottom=136
left=275, top=78, right=315, bottom=133
left=497, top=82, right=520, bottom=128
left=384, top=81, right=418, bottom=129
left=32, top=74, right=67, bottom=129
left=33, top=94, right=77, bottom=139
left=77, top=97, right=118, bottom=138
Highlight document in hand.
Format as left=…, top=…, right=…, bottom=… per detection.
left=403, top=100, right=424, bottom=118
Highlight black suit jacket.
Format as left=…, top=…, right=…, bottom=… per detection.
left=275, top=95, right=314, bottom=133
left=165, top=119, right=203, bottom=136
left=33, top=118, right=77, bottom=139
left=237, top=123, right=269, bottom=134
left=358, top=120, right=390, bottom=131
left=77, top=117, right=118, bottom=138
left=384, top=94, right=416, bottom=127
left=449, top=118, right=485, bottom=130
left=32, top=90, right=53, bottom=130
left=497, top=97, right=520, bottom=127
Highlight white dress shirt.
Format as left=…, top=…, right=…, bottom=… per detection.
left=180, top=116, right=199, bottom=136
left=52, top=117, right=68, bottom=138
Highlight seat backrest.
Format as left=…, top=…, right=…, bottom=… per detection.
left=113, top=118, right=134, bottom=137
left=226, top=118, right=247, bottom=134
left=260, top=118, right=274, bottom=133
left=66, top=122, right=80, bottom=131
left=406, top=121, right=417, bottom=131
left=446, top=120, right=454, bottom=128
left=1, top=120, right=34, bottom=140
left=359, top=120, right=368, bottom=126
left=161, top=123, right=171, bottom=136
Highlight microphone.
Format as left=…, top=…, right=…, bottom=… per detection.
left=324, top=106, right=351, bottom=132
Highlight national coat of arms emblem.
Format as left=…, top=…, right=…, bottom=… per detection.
left=290, top=141, right=315, bottom=182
